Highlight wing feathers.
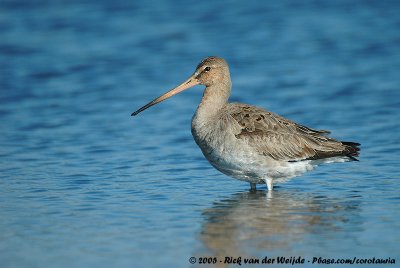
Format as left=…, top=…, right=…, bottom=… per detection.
left=227, top=103, right=360, bottom=161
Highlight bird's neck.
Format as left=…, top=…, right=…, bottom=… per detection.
left=193, top=80, right=231, bottom=123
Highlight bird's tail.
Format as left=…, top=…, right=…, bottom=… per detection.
left=341, top=141, right=361, bottom=161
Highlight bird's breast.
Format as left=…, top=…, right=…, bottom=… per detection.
left=191, top=114, right=237, bottom=158
left=191, top=113, right=264, bottom=177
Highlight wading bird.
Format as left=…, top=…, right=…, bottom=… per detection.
left=132, top=57, right=360, bottom=191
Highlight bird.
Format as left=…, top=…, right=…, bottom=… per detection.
left=132, top=56, right=360, bottom=191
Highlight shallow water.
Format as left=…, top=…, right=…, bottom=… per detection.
left=1, top=1, right=399, bottom=267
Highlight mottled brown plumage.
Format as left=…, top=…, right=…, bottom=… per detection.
left=227, top=103, right=359, bottom=161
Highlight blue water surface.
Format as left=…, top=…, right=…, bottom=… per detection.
left=1, top=1, right=399, bottom=267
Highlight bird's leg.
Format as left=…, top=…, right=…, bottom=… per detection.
left=265, top=178, right=273, bottom=191
left=250, top=182, right=257, bottom=191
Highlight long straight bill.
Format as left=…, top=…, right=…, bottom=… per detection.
left=131, top=76, right=199, bottom=116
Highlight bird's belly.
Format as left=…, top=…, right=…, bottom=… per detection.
left=192, top=129, right=315, bottom=184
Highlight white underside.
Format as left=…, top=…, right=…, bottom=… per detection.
left=207, top=153, right=351, bottom=190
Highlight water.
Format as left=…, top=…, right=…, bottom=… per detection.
left=1, top=1, right=399, bottom=267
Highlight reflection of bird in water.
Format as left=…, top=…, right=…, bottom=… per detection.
left=196, top=190, right=361, bottom=268
left=132, top=57, right=360, bottom=190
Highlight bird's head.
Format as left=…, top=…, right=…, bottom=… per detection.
left=131, top=56, right=229, bottom=116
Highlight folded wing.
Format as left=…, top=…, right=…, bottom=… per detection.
left=228, top=103, right=360, bottom=162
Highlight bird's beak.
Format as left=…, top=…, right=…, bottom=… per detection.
left=131, top=75, right=200, bottom=116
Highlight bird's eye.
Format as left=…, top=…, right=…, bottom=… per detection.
left=204, top=66, right=211, bottom=72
